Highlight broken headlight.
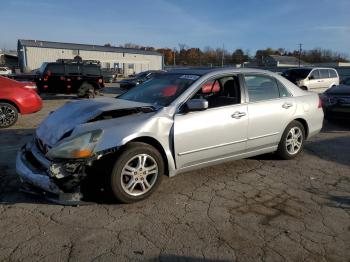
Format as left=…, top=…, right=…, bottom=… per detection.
left=46, top=130, right=102, bottom=160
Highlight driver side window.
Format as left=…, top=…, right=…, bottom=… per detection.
left=310, top=70, right=320, bottom=79
left=191, top=76, right=241, bottom=108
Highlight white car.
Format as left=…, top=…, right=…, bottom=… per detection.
left=282, top=68, right=339, bottom=93
left=0, top=67, right=12, bottom=75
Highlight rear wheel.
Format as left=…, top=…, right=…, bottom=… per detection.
left=0, top=102, right=18, bottom=128
left=110, top=142, right=164, bottom=203
left=77, top=83, right=95, bottom=98
left=276, top=121, right=305, bottom=159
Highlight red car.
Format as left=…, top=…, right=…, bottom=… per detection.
left=0, top=76, right=42, bottom=128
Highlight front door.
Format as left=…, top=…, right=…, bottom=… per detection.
left=173, top=76, right=248, bottom=169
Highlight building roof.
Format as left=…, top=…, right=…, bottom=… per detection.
left=18, top=39, right=162, bottom=56
left=268, top=55, right=308, bottom=65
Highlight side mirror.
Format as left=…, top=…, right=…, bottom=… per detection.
left=186, top=99, right=208, bottom=111
left=309, top=75, right=314, bottom=80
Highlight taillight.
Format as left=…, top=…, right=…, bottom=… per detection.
left=318, top=97, right=323, bottom=108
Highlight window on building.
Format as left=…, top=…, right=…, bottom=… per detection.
left=128, top=63, right=134, bottom=69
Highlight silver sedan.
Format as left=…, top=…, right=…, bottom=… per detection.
left=16, top=68, right=324, bottom=204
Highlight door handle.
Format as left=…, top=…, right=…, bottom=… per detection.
left=231, top=111, right=246, bottom=119
left=282, top=103, right=293, bottom=109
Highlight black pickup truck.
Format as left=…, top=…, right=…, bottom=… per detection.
left=12, top=59, right=105, bottom=98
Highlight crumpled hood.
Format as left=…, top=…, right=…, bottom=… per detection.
left=36, top=97, right=153, bottom=146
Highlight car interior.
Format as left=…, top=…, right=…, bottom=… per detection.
left=192, top=76, right=241, bottom=108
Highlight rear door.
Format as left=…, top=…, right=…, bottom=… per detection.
left=243, top=74, right=296, bottom=151
left=174, top=75, right=248, bottom=169
left=319, top=69, right=331, bottom=89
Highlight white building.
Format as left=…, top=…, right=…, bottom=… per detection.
left=17, top=39, right=163, bottom=75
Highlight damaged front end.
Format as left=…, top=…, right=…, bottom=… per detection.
left=16, top=137, right=109, bottom=205
left=16, top=97, right=159, bottom=204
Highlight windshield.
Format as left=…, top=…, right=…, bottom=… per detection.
left=282, top=69, right=311, bottom=80
left=119, top=73, right=199, bottom=106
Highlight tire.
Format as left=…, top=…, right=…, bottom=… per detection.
left=77, top=83, right=95, bottom=98
left=0, top=102, right=18, bottom=128
left=110, top=142, right=164, bottom=203
left=300, top=86, right=308, bottom=91
left=276, top=121, right=305, bottom=160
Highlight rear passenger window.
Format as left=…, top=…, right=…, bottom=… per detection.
left=277, top=81, right=291, bottom=97
left=319, top=69, right=330, bottom=78
left=244, top=75, right=280, bottom=102
left=329, top=69, right=337, bottom=78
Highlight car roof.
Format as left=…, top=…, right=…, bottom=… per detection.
left=166, top=67, right=277, bottom=76
left=286, top=67, right=337, bottom=70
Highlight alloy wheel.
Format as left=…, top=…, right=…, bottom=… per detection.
left=285, top=126, right=303, bottom=155
left=0, top=105, right=17, bottom=127
left=120, top=154, right=158, bottom=196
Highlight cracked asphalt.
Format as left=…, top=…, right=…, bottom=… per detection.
left=0, top=89, right=349, bottom=262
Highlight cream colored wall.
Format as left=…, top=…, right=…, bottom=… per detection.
left=25, top=47, right=163, bottom=73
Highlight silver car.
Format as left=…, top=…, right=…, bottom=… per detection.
left=16, top=68, right=324, bottom=204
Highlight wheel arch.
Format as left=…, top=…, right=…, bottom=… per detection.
left=126, top=136, right=170, bottom=176
left=0, top=99, right=21, bottom=113
left=292, top=118, right=309, bottom=138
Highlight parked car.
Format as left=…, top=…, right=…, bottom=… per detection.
left=12, top=59, right=105, bottom=98
left=321, top=77, right=350, bottom=120
left=282, top=68, right=339, bottom=92
left=119, top=70, right=165, bottom=89
left=0, top=67, right=12, bottom=75
left=0, top=76, right=42, bottom=128
left=16, top=68, right=323, bottom=204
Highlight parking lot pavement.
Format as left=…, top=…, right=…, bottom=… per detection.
left=0, top=92, right=349, bottom=262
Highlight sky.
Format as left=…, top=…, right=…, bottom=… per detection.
left=1, top=0, right=349, bottom=55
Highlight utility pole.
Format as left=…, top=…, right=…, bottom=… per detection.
left=221, top=43, right=225, bottom=67
left=173, top=48, right=176, bottom=66
left=298, top=43, right=303, bottom=67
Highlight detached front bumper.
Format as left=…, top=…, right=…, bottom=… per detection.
left=16, top=141, right=84, bottom=205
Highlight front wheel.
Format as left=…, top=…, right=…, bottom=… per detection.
left=110, top=142, right=164, bottom=203
left=0, top=103, right=18, bottom=128
left=276, top=121, right=305, bottom=159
